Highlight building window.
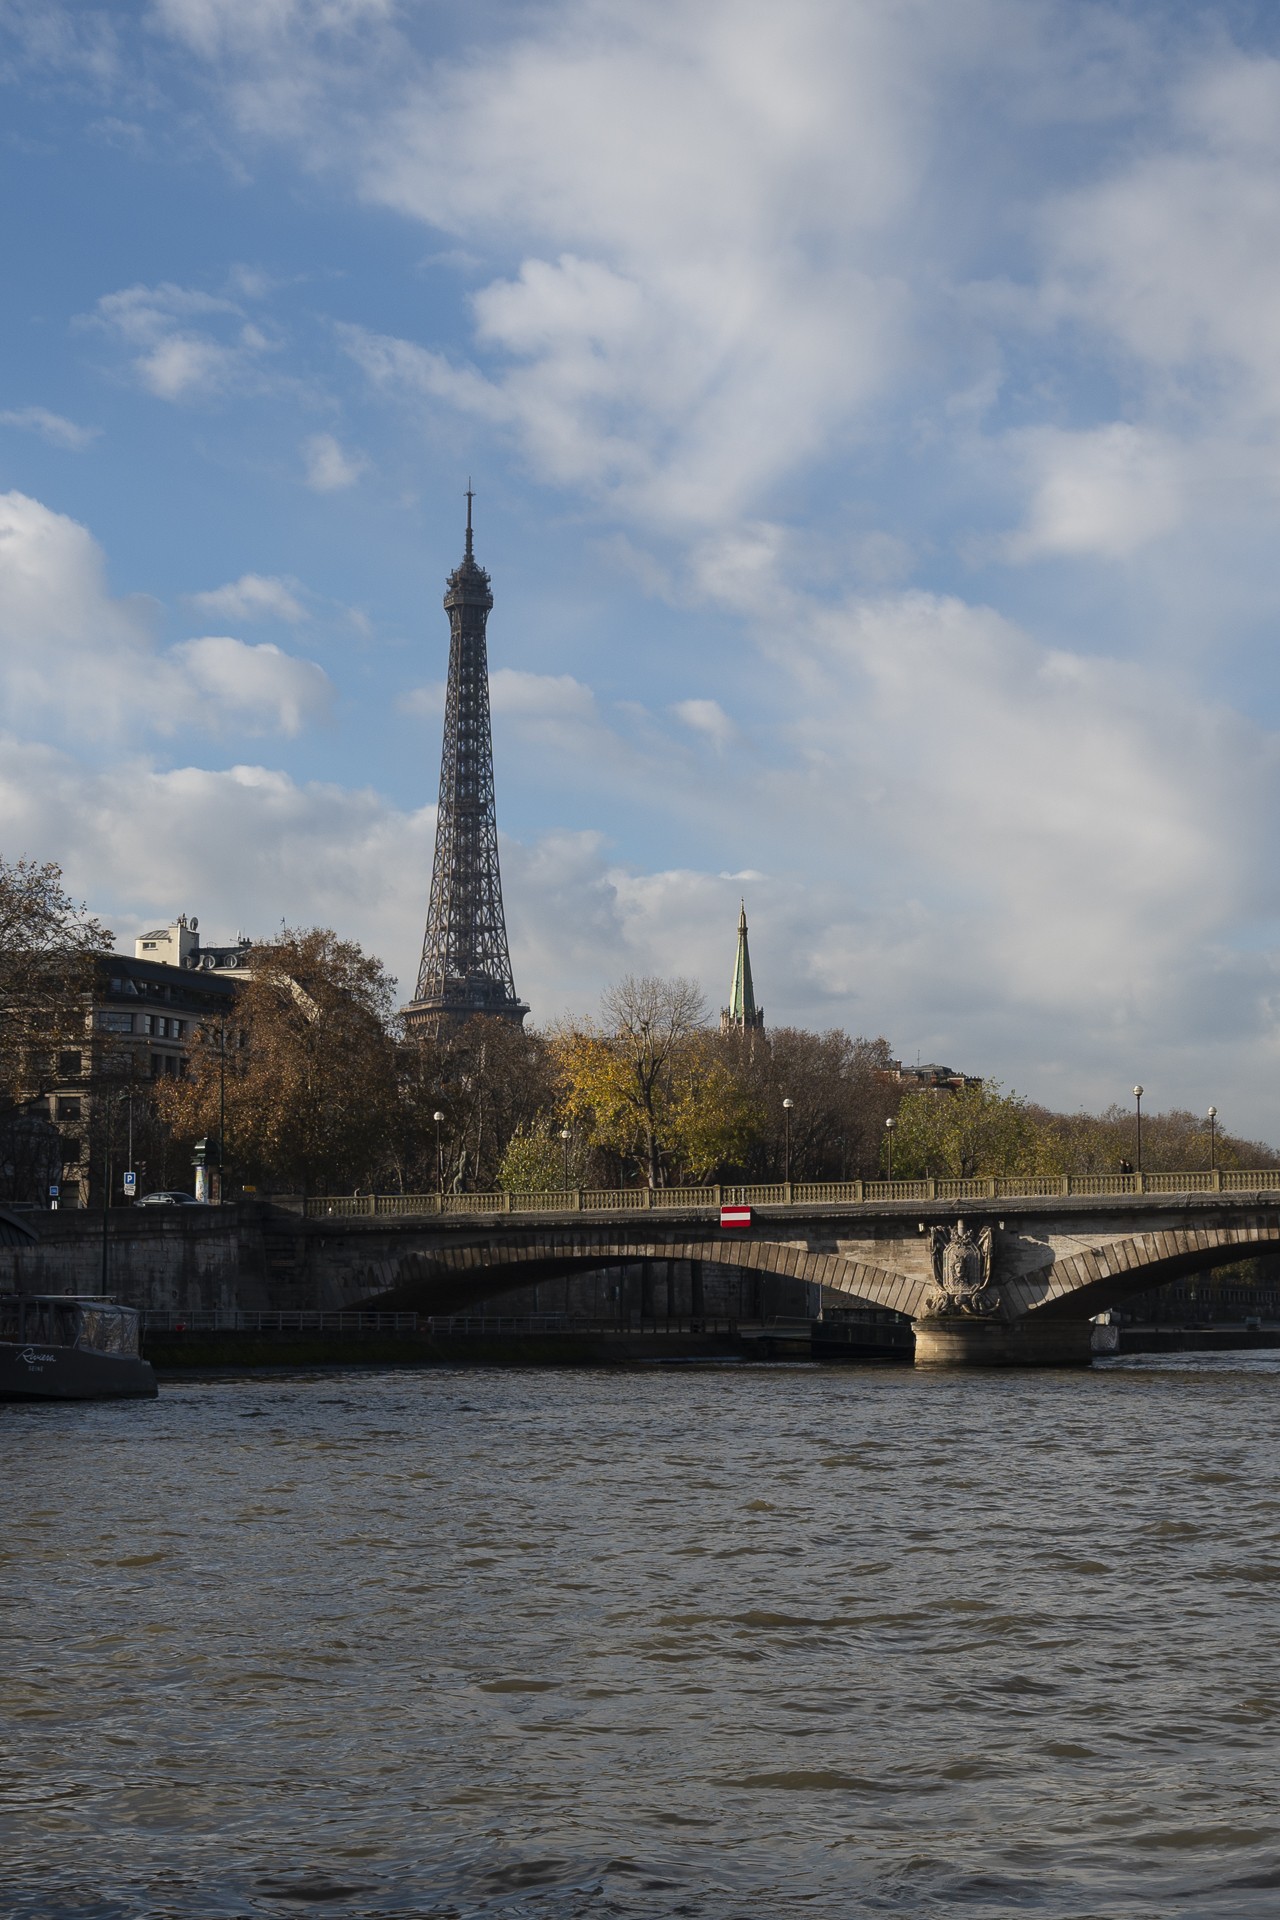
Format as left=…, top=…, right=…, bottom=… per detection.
left=97, top=1012, right=134, bottom=1034
left=57, top=1051, right=82, bottom=1077
left=173, top=1020, right=186, bottom=1040
left=57, top=1098, right=82, bottom=1121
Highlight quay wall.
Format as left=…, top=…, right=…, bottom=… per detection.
left=0, top=1206, right=264, bottom=1313
left=0, top=1206, right=824, bottom=1322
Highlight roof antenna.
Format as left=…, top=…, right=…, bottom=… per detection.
left=465, top=479, right=474, bottom=560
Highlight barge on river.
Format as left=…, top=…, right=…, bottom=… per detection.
left=0, top=1295, right=157, bottom=1400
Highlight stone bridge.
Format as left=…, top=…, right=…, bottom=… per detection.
left=295, top=1182, right=1280, bottom=1365
left=6, top=1178, right=1280, bottom=1365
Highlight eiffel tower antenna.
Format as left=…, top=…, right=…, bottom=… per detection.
left=402, top=491, right=528, bottom=1037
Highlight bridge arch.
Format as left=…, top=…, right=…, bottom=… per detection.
left=357, top=1230, right=921, bottom=1318
left=1022, top=1221, right=1280, bottom=1320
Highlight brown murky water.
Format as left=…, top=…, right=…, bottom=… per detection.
left=4, top=1355, right=1280, bottom=1918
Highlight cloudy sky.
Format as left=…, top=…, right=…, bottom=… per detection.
left=6, top=1, right=1280, bottom=1136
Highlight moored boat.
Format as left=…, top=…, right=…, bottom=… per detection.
left=0, top=1295, right=157, bottom=1401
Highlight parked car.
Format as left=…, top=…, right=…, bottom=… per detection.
left=135, top=1190, right=201, bottom=1207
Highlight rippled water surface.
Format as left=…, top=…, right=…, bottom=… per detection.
left=5, top=1356, right=1280, bottom=1919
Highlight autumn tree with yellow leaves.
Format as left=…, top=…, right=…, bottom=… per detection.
left=554, top=975, right=761, bottom=1185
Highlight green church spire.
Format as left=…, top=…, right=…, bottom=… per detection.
left=721, top=898, right=764, bottom=1034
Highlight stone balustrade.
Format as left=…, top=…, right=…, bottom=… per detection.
left=293, top=1167, right=1280, bottom=1219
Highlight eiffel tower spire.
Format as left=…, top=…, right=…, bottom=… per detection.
left=402, top=495, right=528, bottom=1037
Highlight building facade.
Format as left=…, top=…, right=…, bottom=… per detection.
left=43, top=920, right=247, bottom=1207
left=134, top=913, right=254, bottom=978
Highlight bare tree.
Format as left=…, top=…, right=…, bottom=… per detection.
left=719, top=1027, right=898, bottom=1181
left=583, top=975, right=708, bottom=1186
left=0, top=857, right=111, bottom=1112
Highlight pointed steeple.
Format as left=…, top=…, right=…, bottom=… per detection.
left=721, top=898, right=764, bottom=1034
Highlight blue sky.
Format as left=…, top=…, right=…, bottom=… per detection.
left=7, top=0, right=1280, bottom=1138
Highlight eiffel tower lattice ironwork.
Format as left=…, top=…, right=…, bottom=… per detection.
left=402, top=493, right=528, bottom=1036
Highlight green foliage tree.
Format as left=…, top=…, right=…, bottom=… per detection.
left=1027, top=1103, right=1280, bottom=1175
left=892, top=1079, right=1040, bottom=1178
left=498, top=1116, right=585, bottom=1192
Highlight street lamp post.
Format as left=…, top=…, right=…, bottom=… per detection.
left=1208, top=1105, right=1218, bottom=1173
left=885, top=1115, right=896, bottom=1183
left=1133, top=1085, right=1144, bottom=1176
left=218, top=1017, right=227, bottom=1204
left=100, top=1088, right=127, bottom=1292
left=560, top=1126, right=572, bottom=1188
left=433, top=1110, right=445, bottom=1195
left=782, top=1098, right=794, bottom=1185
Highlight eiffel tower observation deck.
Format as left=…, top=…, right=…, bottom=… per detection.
left=402, top=494, right=529, bottom=1038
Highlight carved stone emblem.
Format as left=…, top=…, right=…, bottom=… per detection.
left=922, top=1219, right=1003, bottom=1318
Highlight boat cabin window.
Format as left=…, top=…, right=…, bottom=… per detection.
left=0, top=1297, right=141, bottom=1356
left=78, top=1306, right=140, bottom=1356
left=17, top=1300, right=79, bottom=1346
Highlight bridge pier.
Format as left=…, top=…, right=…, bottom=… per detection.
left=911, top=1315, right=1093, bottom=1368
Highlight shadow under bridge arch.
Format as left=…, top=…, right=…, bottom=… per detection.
left=354, top=1228, right=922, bottom=1319
left=1024, top=1220, right=1280, bottom=1321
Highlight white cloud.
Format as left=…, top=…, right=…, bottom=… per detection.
left=0, top=406, right=100, bottom=450
left=671, top=698, right=736, bottom=751
left=0, top=490, right=332, bottom=743
left=331, top=1, right=978, bottom=527
left=90, top=281, right=271, bottom=400
left=152, top=0, right=394, bottom=64
left=0, top=2, right=120, bottom=83
left=1044, top=53, right=1280, bottom=416
left=1002, top=423, right=1187, bottom=561
left=188, top=573, right=308, bottom=622
left=167, top=637, right=333, bottom=736
left=760, top=585, right=1269, bottom=1024
left=488, top=667, right=596, bottom=721
left=301, top=431, right=367, bottom=491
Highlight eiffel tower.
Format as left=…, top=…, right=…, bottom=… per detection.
left=402, top=493, right=528, bottom=1037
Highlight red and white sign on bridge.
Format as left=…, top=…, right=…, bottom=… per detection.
left=719, top=1205, right=753, bottom=1230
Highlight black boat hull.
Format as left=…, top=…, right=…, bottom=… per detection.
left=0, top=1342, right=157, bottom=1400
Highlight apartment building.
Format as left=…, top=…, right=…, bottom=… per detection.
left=46, top=916, right=251, bottom=1206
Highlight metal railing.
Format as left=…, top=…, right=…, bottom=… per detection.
left=422, top=1313, right=747, bottom=1336
left=142, top=1310, right=422, bottom=1333
left=288, top=1168, right=1280, bottom=1220
left=140, top=1310, right=789, bottom=1338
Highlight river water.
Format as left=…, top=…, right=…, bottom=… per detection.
left=4, top=1355, right=1280, bottom=1920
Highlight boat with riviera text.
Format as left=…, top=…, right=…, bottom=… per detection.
left=0, top=1294, right=157, bottom=1400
